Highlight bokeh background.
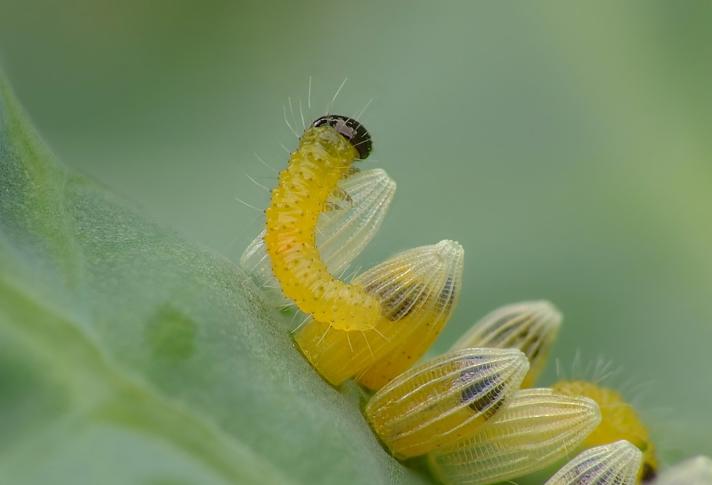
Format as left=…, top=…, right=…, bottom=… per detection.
left=2, top=0, right=711, bottom=463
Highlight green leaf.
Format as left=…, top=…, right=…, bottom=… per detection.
left=0, top=77, right=431, bottom=485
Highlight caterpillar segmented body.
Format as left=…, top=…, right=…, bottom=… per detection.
left=241, top=168, right=396, bottom=307
left=264, top=115, right=383, bottom=331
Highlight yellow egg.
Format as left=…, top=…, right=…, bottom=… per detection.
left=545, top=440, right=642, bottom=485
left=428, top=388, right=601, bottom=485
left=451, top=300, right=561, bottom=387
left=366, top=347, right=529, bottom=458
left=294, top=240, right=464, bottom=388
left=553, top=380, right=658, bottom=481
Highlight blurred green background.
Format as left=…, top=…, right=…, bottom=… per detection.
left=1, top=0, right=710, bottom=463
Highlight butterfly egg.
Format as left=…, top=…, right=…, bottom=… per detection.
left=264, top=115, right=384, bottom=331
left=427, top=388, right=601, bottom=485
left=365, top=348, right=529, bottom=459
left=553, top=380, right=658, bottom=482
left=357, top=239, right=465, bottom=390
left=294, top=240, right=464, bottom=388
left=653, top=455, right=712, bottom=485
left=545, top=440, right=642, bottom=485
left=241, top=168, right=396, bottom=307
left=451, top=300, right=562, bottom=388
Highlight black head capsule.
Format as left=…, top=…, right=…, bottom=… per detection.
left=311, top=114, right=372, bottom=160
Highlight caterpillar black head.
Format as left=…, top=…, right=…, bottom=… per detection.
left=311, top=114, right=372, bottom=160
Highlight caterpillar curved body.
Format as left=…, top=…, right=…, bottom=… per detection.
left=264, top=115, right=382, bottom=331
left=242, top=168, right=396, bottom=307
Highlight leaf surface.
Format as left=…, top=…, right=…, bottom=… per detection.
left=0, top=78, right=430, bottom=485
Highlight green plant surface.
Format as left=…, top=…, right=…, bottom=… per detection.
left=0, top=78, right=432, bottom=485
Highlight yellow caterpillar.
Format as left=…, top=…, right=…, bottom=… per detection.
left=552, top=380, right=658, bottom=482
left=264, top=115, right=383, bottom=331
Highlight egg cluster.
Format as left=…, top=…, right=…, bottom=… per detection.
left=242, top=116, right=708, bottom=485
